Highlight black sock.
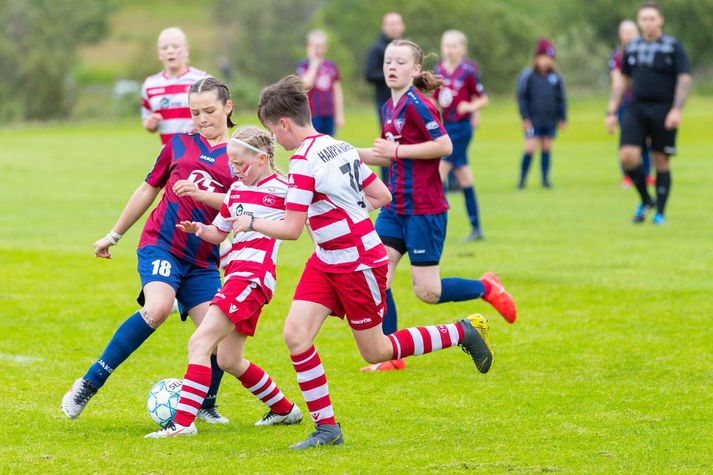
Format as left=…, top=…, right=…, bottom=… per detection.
left=655, top=171, right=671, bottom=215
left=625, top=165, right=653, bottom=206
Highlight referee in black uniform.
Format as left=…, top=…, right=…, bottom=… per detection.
left=605, top=2, right=691, bottom=225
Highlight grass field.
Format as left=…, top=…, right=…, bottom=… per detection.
left=1, top=97, right=712, bottom=474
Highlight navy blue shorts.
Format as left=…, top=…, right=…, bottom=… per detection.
left=443, top=120, right=473, bottom=168
left=136, top=245, right=221, bottom=320
left=525, top=126, right=556, bottom=138
left=375, top=207, right=447, bottom=266
left=312, top=116, right=335, bottom=136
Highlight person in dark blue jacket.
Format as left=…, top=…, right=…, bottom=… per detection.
left=516, top=38, right=567, bottom=188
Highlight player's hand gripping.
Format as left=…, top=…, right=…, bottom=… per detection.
left=173, top=180, right=203, bottom=202
left=372, top=138, right=398, bottom=160
left=225, top=215, right=252, bottom=235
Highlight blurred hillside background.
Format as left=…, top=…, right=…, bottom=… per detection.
left=1, top=0, right=712, bottom=122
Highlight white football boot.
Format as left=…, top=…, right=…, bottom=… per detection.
left=255, top=403, right=303, bottom=426
left=145, top=422, right=197, bottom=438
left=196, top=406, right=230, bottom=424
left=61, top=378, right=98, bottom=419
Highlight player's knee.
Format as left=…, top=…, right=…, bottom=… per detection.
left=283, top=326, right=307, bottom=353
left=139, top=306, right=171, bottom=329
left=217, top=352, right=245, bottom=375
left=413, top=284, right=439, bottom=304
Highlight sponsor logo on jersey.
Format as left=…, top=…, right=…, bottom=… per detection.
left=425, top=121, right=439, bottom=131
left=350, top=316, right=373, bottom=325
left=188, top=170, right=224, bottom=192
left=199, top=154, right=216, bottom=164
left=234, top=203, right=244, bottom=215
left=263, top=195, right=276, bottom=206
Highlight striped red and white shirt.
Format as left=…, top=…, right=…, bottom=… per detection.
left=141, top=67, right=209, bottom=144
left=213, top=174, right=288, bottom=300
left=286, top=134, right=388, bottom=273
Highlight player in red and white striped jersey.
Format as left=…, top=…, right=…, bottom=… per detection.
left=141, top=27, right=209, bottom=144
left=146, top=126, right=302, bottom=438
left=229, top=76, right=495, bottom=450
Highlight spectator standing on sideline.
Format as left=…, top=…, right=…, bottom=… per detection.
left=605, top=2, right=691, bottom=225
left=141, top=27, right=209, bottom=144
left=296, top=30, right=345, bottom=136
left=516, top=38, right=567, bottom=189
left=365, top=12, right=405, bottom=181
left=607, top=20, right=653, bottom=188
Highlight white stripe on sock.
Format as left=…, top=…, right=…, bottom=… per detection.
left=254, top=381, right=277, bottom=400
left=296, top=363, right=325, bottom=383
left=263, top=391, right=285, bottom=408
left=426, top=325, right=443, bottom=351
left=176, top=402, right=199, bottom=415
left=408, top=327, right=424, bottom=356
left=291, top=349, right=317, bottom=366
left=180, top=391, right=204, bottom=404
left=246, top=373, right=269, bottom=393
left=447, top=323, right=460, bottom=346
left=302, top=384, right=330, bottom=402
left=183, top=378, right=210, bottom=393
left=389, top=334, right=401, bottom=359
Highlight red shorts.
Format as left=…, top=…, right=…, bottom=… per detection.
left=293, top=261, right=387, bottom=330
left=211, top=279, right=267, bottom=336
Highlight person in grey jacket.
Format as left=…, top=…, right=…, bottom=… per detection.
left=516, top=38, right=567, bottom=188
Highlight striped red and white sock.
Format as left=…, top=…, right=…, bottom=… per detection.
left=388, top=322, right=464, bottom=359
left=173, top=364, right=211, bottom=427
left=290, top=346, right=335, bottom=425
left=237, top=361, right=293, bottom=415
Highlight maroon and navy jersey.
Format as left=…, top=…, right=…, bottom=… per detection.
left=608, top=47, right=633, bottom=105
left=296, top=59, right=340, bottom=118
left=433, top=59, right=486, bottom=124
left=141, top=67, right=208, bottom=144
left=139, top=133, right=234, bottom=268
left=381, top=87, right=449, bottom=215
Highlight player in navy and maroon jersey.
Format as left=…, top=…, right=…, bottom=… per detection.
left=607, top=20, right=652, bottom=188
left=359, top=40, right=517, bottom=372
left=433, top=30, right=490, bottom=241
left=141, top=27, right=209, bottom=144
left=61, top=78, right=235, bottom=424
left=296, top=30, right=344, bottom=136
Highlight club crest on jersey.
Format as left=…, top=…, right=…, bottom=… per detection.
left=263, top=195, right=276, bottom=206
left=188, top=170, right=224, bottom=192
left=394, top=118, right=405, bottom=133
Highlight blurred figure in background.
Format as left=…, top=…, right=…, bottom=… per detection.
left=297, top=29, right=345, bottom=136
left=607, top=20, right=653, bottom=188
left=516, top=38, right=567, bottom=189
left=434, top=30, right=489, bottom=242
left=365, top=12, right=405, bottom=181
left=141, top=27, right=209, bottom=144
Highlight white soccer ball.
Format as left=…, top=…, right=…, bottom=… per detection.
left=147, top=378, right=182, bottom=427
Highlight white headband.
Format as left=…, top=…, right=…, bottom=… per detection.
left=230, top=137, right=267, bottom=155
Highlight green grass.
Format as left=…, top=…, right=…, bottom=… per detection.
left=1, top=98, right=712, bottom=474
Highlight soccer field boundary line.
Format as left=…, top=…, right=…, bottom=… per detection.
left=0, top=353, right=44, bottom=364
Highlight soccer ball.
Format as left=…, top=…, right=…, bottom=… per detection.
left=147, top=378, right=182, bottom=427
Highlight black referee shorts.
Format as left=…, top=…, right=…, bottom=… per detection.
left=620, top=102, right=677, bottom=155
